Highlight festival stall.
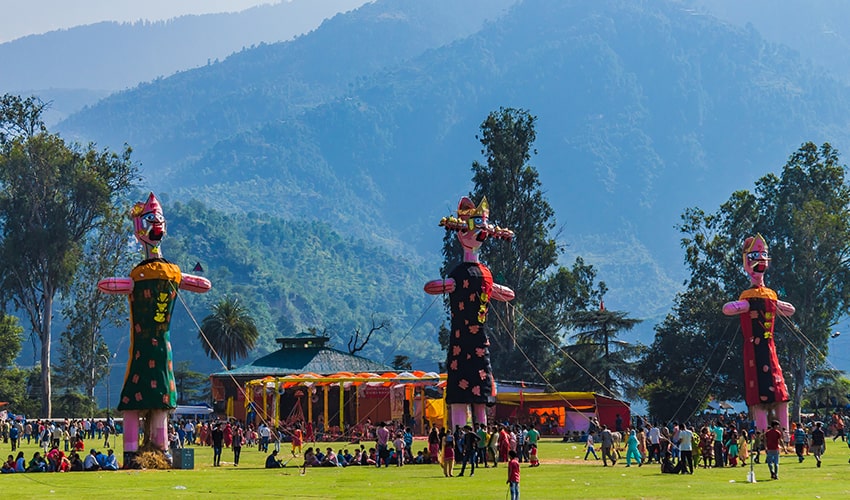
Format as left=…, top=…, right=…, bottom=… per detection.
left=243, top=371, right=445, bottom=436
left=494, top=391, right=630, bottom=435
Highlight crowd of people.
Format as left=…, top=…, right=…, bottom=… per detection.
left=0, top=417, right=120, bottom=473
left=579, top=410, right=850, bottom=480
left=4, top=407, right=847, bottom=477
left=253, top=417, right=545, bottom=475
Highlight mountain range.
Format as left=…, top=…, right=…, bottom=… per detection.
left=3, top=0, right=850, bottom=376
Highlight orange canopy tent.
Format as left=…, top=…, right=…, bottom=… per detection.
left=244, top=371, right=446, bottom=435
left=495, top=392, right=630, bottom=434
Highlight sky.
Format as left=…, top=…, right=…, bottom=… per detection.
left=0, top=0, right=284, bottom=43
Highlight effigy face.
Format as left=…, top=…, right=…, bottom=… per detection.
left=132, top=192, right=166, bottom=248
left=456, top=196, right=490, bottom=253
left=438, top=196, right=513, bottom=252
left=743, top=233, right=770, bottom=281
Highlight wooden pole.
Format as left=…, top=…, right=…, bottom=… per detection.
left=339, top=382, right=345, bottom=434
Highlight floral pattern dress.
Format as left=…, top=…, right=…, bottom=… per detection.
left=118, top=259, right=181, bottom=411
left=445, top=262, right=496, bottom=405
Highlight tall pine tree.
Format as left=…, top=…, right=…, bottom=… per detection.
left=440, top=107, right=603, bottom=383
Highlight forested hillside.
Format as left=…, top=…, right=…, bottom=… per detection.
left=100, top=198, right=444, bottom=375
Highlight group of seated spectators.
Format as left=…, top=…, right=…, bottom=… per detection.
left=266, top=443, right=431, bottom=469
left=1, top=447, right=119, bottom=473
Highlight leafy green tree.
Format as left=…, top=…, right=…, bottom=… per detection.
left=803, top=369, right=850, bottom=410
left=53, top=391, right=97, bottom=418
left=442, top=107, right=603, bottom=382
left=200, top=296, right=260, bottom=370
left=638, top=285, right=737, bottom=422
left=174, top=361, right=210, bottom=405
left=0, top=94, right=138, bottom=417
left=0, top=367, right=41, bottom=417
left=391, top=355, right=413, bottom=371
left=0, top=312, right=40, bottom=417
left=0, top=312, right=23, bottom=368
left=56, top=212, right=133, bottom=400
left=659, top=142, right=850, bottom=424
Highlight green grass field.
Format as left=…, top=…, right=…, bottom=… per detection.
left=1, top=438, right=849, bottom=499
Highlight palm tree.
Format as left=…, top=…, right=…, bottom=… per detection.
left=804, top=369, right=850, bottom=409
left=200, top=296, right=259, bottom=370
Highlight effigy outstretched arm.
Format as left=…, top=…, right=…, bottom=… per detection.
left=424, top=278, right=456, bottom=295
left=491, top=284, right=515, bottom=302
left=776, top=300, right=795, bottom=317
left=180, top=273, right=212, bottom=293
left=722, top=300, right=749, bottom=316
left=97, top=277, right=134, bottom=294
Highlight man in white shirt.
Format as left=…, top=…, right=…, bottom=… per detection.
left=678, top=426, right=694, bottom=474
left=647, top=424, right=661, bottom=463
left=83, top=449, right=100, bottom=471
left=259, top=424, right=271, bottom=452
left=184, top=421, right=195, bottom=445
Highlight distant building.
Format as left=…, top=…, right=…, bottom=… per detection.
left=210, top=332, right=391, bottom=422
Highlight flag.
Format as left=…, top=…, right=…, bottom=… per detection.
left=600, top=300, right=605, bottom=311
left=192, top=262, right=204, bottom=273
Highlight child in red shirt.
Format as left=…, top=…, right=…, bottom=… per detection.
left=507, top=450, right=520, bottom=500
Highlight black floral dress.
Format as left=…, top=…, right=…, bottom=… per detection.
left=445, top=262, right=496, bottom=405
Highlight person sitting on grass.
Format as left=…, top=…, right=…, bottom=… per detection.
left=302, top=447, right=320, bottom=467
left=45, top=447, right=62, bottom=472
left=83, top=449, right=100, bottom=471
left=265, top=450, right=282, bottom=468
left=102, top=449, right=120, bottom=470
left=69, top=452, right=83, bottom=472
left=26, top=451, right=46, bottom=472
left=2, top=455, right=15, bottom=473
left=321, top=448, right=340, bottom=467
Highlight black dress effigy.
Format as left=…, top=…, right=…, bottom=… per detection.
left=445, top=261, right=497, bottom=405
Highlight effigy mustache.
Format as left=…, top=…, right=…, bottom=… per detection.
left=439, top=216, right=514, bottom=241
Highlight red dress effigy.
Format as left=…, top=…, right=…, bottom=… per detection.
left=738, top=287, right=789, bottom=406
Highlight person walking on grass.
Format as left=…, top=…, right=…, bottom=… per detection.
left=765, top=420, right=782, bottom=480
left=793, top=423, right=808, bottom=463
left=600, top=424, right=617, bottom=466
left=625, top=430, right=642, bottom=467
left=232, top=427, right=243, bottom=466
left=584, top=432, right=599, bottom=460
left=507, top=450, right=520, bottom=500
left=458, top=425, right=480, bottom=476
left=211, top=423, right=224, bottom=467
left=810, top=421, right=825, bottom=468
left=442, top=433, right=455, bottom=477
left=679, top=425, right=694, bottom=474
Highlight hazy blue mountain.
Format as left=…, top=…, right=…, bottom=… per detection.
left=57, top=0, right=516, bottom=172
left=0, top=0, right=371, bottom=123
left=45, top=0, right=850, bottom=366
left=689, top=0, right=850, bottom=83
